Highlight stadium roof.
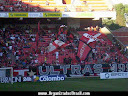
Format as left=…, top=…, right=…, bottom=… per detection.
left=112, top=27, right=128, bottom=32
left=110, top=0, right=128, bottom=5
left=112, top=27, right=128, bottom=46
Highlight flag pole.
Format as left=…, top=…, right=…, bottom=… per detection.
left=36, top=21, right=40, bottom=49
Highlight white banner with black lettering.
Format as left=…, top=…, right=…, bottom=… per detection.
left=100, top=72, right=128, bottom=79
left=28, top=12, right=43, bottom=18
left=0, top=13, right=8, bottom=17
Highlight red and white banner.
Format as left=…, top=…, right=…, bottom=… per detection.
left=13, top=69, right=29, bottom=77
left=77, top=40, right=91, bottom=61
left=81, top=32, right=101, bottom=44
left=47, top=40, right=69, bottom=53
left=77, top=31, right=101, bottom=61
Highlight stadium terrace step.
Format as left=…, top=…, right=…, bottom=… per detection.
left=42, top=36, right=49, bottom=38
left=115, top=37, right=128, bottom=45
left=113, top=32, right=128, bottom=36
left=24, top=2, right=45, bottom=5
left=24, top=2, right=56, bottom=5
left=22, top=0, right=52, bottom=1
left=5, top=5, right=14, bottom=8
left=82, top=2, right=106, bottom=4
left=1, top=0, right=110, bottom=12
left=44, top=38, right=51, bottom=41
left=32, top=0, right=54, bottom=1
left=80, top=0, right=103, bottom=1
left=91, top=5, right=108, bottom=7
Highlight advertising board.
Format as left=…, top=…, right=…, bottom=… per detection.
left=0, top=13, right=8, bottom=17
left=0, top=76, right=32, bottom=83
left=28, top=12, right=43, bottom=18
left=100, top=72, right=128, bottom=79
left=43, top=13, right=62, bottom=17
left=9, top=13, right=28, bottom=18
left=33, top=75, right=65, bottom=82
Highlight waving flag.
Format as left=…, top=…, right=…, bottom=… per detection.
left=47, top=40, right=70, bottom=54
left=47, top=25, right=73, bottom=54
left=77, top=31, right=101, bottom=61
left=77, top=40, right=91, bottom=61
left=81, top=32, right=101, bottom=44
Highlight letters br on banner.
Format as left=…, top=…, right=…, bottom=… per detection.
left=100, top=72, right=128, bottom=79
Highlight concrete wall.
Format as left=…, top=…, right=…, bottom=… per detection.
left=67, top=18, right=80, bottom=29
left=80, top=18, right=102, bottom=28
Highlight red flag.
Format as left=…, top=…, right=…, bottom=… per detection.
left=77, top=40, right=91, bottom=61
left=81, top=32, right=101, bottom=44
left=47, top=40, right=69, bottom=54
left=36, top=21, right=40, bottom=48
left=77, top=31, right=101, bottom=61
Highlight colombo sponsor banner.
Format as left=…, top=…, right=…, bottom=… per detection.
left=9, top=13, right=28, bottom=18
left=100, top=72, right=128, bottom=79
left=33, top=75, right=65, bottom=82
left=28, top=12, right=43, bottom=18
left=43, top=12, right=62, bottom=17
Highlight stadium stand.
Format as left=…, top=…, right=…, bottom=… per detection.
left=0, top=0, right=112, bottom=12
left=77, top=0, right=109, bottom=11
left=0, top=0, right=127, bottom=69
left=0, top=24, right=128, bottom=68
left=112, top=27, right=128, bottom=46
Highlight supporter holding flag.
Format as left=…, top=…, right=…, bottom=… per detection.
left=47, top=25, right=73, bottom=54
left=77, top=31, right=102, bottom=62
left=57, top=25, right=68, bottom=42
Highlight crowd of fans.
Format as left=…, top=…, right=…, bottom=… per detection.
left=77, top=26, right=128, bottom=64
left=0, top=24, right=128, bottom=69
left=0, top=25, right=50, bottom=68
left=85, top=37, right=128, bottom=64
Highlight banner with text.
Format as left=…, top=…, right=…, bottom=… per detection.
left=100, top=72, right=128, bottom=79
left=0, top=13, right=8, bottom=17
left=9, top=13, right=28, bottom=18
left=33, top=75, right=65, bottom=82
left=28, top=12, right=43, bottom=18
left=12, top=64, right=128, bottom=77
left=62, top=12, right=94, bottom=18
left=43, top=13, right=62, bottom=17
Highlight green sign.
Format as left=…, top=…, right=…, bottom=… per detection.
left=9, top=13, right=28, bottom=18
left=43, top=13, right=62, bottom=17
